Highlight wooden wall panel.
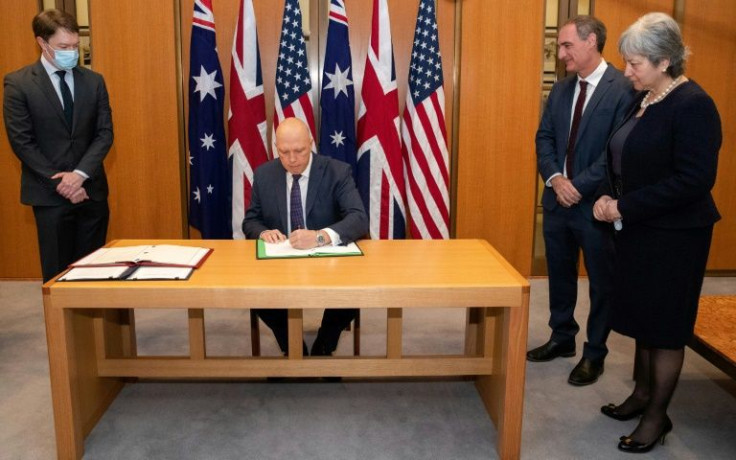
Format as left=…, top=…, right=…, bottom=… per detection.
left=455, top=0, right=543, bottom=276
left=595, top=0, right=674, bottom=69
left=0, top=0, right=42, bottom=278
left=683, top=0, right=736, bottom=270
left=90, top=0, right=185, bottom=241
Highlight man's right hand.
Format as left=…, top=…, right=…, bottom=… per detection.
left=259, top=229, right=287, bottom=243
left=550, top=175, right=582, bottom=208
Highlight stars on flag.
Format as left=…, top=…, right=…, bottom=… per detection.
left=409, top=1, right=443, bottom=102
left=192, top=65, right=223, bottom=101
left=275, top=0, right=310, bottom=108
left=330, top=130, right=346, bottom=147
left=200, top=133, right=216, bottom=150
left=324, top=64, right=353, bottom=99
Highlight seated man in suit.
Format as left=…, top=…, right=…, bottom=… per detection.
left=243, top=117, right=368, bottom=356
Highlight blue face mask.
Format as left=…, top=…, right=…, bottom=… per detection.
left=46, top=43, right=79, bottom=70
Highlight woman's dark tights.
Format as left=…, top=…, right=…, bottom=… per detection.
left=617, top=341, right=684, bottom=443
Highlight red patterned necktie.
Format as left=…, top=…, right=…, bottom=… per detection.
left=566, top=80, right=588, bottom=179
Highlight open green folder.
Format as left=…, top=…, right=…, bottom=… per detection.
left=256, top=239, right=363, bottom=259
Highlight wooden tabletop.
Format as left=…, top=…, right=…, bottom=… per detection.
left=44, top=239, right=529, bottom=310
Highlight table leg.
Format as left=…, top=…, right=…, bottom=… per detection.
left=474, top=291, right=530, bottom=459
left=44, top=300, right=130, bottom=459
left=387, top=308, right=403, bottom=358
left=288, top=309, right=303, bottom=359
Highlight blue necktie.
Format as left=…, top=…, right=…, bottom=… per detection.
left=290, top=174, right=304, bottom=232
left=55, top=70, right=73, bottom=129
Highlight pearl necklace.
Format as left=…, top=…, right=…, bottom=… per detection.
left=640, top=76, right=682, bottom=108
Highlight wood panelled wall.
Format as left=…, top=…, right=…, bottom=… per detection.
left=2, top=0, right=734, bottom=278
left=0, top=1, right=43, bottom=278
left=596, top=0, right=674, bottom=68
left=682, top=0, right=736, bottom=270
left=455, top=0, right=543, bottom=275
left=0, top=0, right=186, bottom=278
left=90, top=1, right=186, bottom=242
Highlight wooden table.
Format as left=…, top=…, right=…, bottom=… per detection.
left=690, top=296, right=736, bottom=380
left=43, top=239, right=529, bottom=459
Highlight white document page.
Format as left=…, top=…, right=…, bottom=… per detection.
left=263, top=241, right=361, bottom=257
left=127, top=266, right=193, bottom=280
left=73, top=245, right=210, bottom=267
left=58, top=266, right=132, bottom=281
left=135, top=245, right=210, bottom=266
left=74, top=246, right=148, bottom=265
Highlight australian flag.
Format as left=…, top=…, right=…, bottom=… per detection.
left=319, top=0, right=356, bottom=176
left=187, top=0, right=231, bottom=238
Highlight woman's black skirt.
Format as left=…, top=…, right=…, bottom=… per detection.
left=609, top=223, right=714, bottom=349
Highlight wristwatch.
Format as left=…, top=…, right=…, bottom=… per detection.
left=316, top=231, right=326, bottom=247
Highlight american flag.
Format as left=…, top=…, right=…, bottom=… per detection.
left=228, top=0, right=268, bottom=239
left=187, top=0, right=231, bottom=239
left=272, top=0, right=315, bottom=155
left=401, top=0, right=450, bottom=239
left=319, top=0, right=356, bottom=176
left=356, top=0, right=406, bottom=239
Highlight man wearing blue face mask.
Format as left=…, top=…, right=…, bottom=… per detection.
left=3, top=9, right=113, bottom=282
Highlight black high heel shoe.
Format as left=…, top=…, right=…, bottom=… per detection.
left=617, top=417, right=673, bottom=454
left=601, top=403, right=645, bottom=421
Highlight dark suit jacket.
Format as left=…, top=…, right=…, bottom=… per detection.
left=243, top=154, right=368, bottom=242
left=602, top=81, right=721, bottom=229
left=3, top=60, right=113, bottom=206
left=536, top=64, right=633, bottom=219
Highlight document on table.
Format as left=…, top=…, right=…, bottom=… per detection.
left=256, top=240, right=363, bottom=259
left=58, top=265, right=193, bottom=281
left=125, top=266, right=193, bottom=280
left=71, top=244, right=212, bottom=268
left=58, top=266, right=134, bottom=281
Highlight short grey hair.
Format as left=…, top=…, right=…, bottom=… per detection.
left=564, top=15, right=607, bottom=53
left=618, top=12, right=688, bottom=78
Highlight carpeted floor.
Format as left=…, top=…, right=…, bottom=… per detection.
left=1, top=278, right=735, bottom=459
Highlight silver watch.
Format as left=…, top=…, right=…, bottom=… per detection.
left=316, top=232, right=326, bottom=247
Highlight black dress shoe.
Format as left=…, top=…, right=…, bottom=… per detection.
left=568, top=357, right=604, bottom=386
left=311, top=334, right=342, bottom=382
left=310, top=335, right=332, bottom=357
left=618, top=417, right=673, bottom=453
left=526, top=340, right=576, bottom=362
left=601, top=403, right=645, bottom=421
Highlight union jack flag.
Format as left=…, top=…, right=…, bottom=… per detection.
left=187, top=0, right=231, bottom=238
left=356, top=0, right=406, bottom=239
left=402, top=0, right=450, bottom=239
left=272, top=0, right=315, bottom=155
left=228, top=0, right=268, bottom=239
left=319, top=0, right=356, bottom=176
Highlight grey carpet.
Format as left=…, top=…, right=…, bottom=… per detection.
left=1, top=278, right=735, bottom=459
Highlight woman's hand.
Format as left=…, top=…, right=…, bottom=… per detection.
left=593, top=195, right=613, bottom=221
left=594, top=195, right=622, bottom=222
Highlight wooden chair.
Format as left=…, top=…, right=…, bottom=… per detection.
left=249, top=310, right=360, bottom=356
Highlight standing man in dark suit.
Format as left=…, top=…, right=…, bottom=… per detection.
left=528, top=15, right=633, bottom=385
left=4, top=9, right=113, bottom=282
left=244, top=117, right=367, bottom=356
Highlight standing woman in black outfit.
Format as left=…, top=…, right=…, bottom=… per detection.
left=593, top=12, right=721, bottom=454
